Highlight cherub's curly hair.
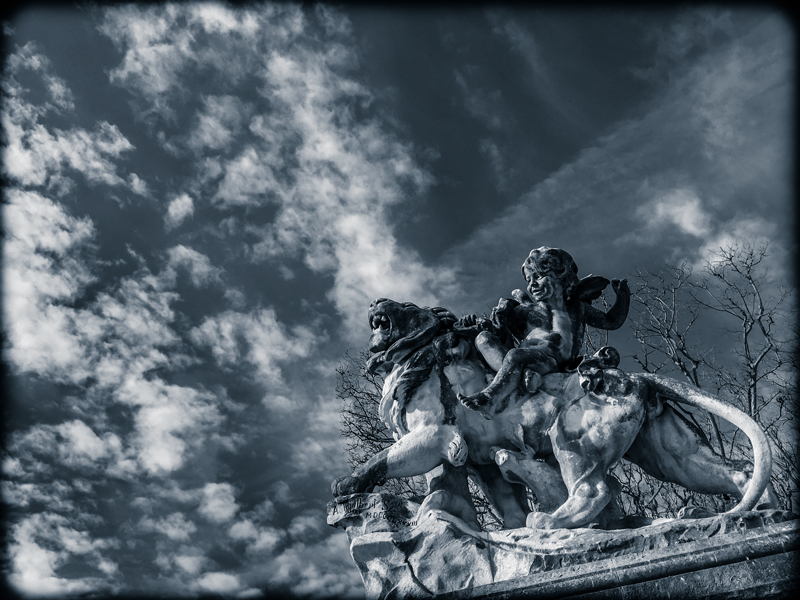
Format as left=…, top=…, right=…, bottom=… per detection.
left=522, top=247, right=580, bottom=300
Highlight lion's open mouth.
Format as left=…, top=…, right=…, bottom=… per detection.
left=369, top=311, right=393, bottom=352
left=371, top=314, right=390, bottom=332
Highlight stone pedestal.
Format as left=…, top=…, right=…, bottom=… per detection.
left=327, top=493, right=798, bottom=600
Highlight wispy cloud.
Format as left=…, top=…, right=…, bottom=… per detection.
left=443, top=10, right=793, bottom=313
left=454, top=68, right=507, bottom=132
left=488, top=15, right=579, bottom=127
left=100, top=3, right=459, bottom=340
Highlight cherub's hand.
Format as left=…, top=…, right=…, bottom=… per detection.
left=611, top=279, right=629, bottom=297
left=511, top=289, right=531, bottom=305
left=493, top=297, right=518, bottom=316
left=457, top=315, right=478, bottom=327
left=457, top=314, right=479, bottom=328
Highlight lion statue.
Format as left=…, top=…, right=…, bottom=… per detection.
left=332, top=299, right=776, bottom=530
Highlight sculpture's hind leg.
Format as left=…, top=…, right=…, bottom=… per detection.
left=491, top=447, right=568, bottom=513
left=528, top=393, right=646, bottom=529
left=624, top=403, right=778, bottom=508
left=470, top=463, right=529, bottom=529
left=418, top=462, right=480, bottom=529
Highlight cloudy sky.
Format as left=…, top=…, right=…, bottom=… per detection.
left=1, top=3, right=794, bottom=598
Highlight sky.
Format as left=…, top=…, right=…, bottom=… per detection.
left=0, top=3, right=795, bottom=598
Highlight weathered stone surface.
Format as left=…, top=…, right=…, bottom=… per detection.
left=327, top=494, right=798, bottom=599
left=333, top=292, right=777, bottom=533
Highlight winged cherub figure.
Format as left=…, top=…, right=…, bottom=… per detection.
left=458, top=247, right=630, bottom=417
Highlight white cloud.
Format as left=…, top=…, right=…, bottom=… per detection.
left=2, top=481, right=76, bottom=513
left=197, top=572, right=243, bottom=594
left=248, top=528, right=284, bottom=554
left=288, top=511, right=325, bottom=542
left=190, top=308, right=317, bottom=387
left=100, top=4, right=298, bottom=121
left=5, top=203, right=233, bottom=472
left=164, top=244, right=222, bottom=287
left=286, top=394, right=350, bottom=478
left=5, top=8, right=393, bottom=597
left=174, top=553, right=206, bottom=575
left=229, top=520, right=258, bottom=540
left=270, top=480, right=294, bottom=506
left=8, top=513, right=117, bottom=596
left=56, top=421, right=107, bottom=462
left=5, top=42, right=75, bottom=112
left=695, top=216, right=778, bottom=269
left=187, top=95, right=250, bottom=153
left=228, top=511, right=284, bottom=556
left=198, top=483, right=238, bottom=523
left=213, top=145, right=280, bottom=207
left=637, top=187, right=712, bottom=238
left=127, top=173, right=150, bottom=196
left=54, top=420, right=131, bottom=472
left=116, top=379, right=224, bottom=475
left=3, top=189, right=98, bottom=382
left=479, top=138, right=509, bottom=192
left=2, top=44, right=134, bottom=191
left=266, top=532, right=363, bottom=598
left=6, top=197, right=236, bottom=501
left=489, top=15, right=576, bottom=124
left=165, top=193, right=194, bottom=229
left=139, top=512, right=197, bottom=541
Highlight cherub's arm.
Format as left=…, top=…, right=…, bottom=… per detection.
left=584, top=279, right=630, bottom=330
left=455, top=297, right=520, bottom=334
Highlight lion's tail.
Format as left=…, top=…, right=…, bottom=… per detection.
left=640, top=373, right=772, bottom=514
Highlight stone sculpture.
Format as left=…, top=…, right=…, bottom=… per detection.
left=328, top=247, right=792, bottom=598
left=459, top=246, right=630, bottom=417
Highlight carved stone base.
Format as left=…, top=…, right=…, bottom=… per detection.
left=327, top=493, right=799, bottom=600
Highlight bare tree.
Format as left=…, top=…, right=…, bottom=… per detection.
left=616, top=244, right=797, bottom=515
left=336, top=351, right=426, bottom=498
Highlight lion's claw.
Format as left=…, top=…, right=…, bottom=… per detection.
left=527, top=511, right=557, bottom=529
left=332, top=475, right=360, bottom=497
left=447, top=432, right=468, bottom=466
left=459, top=392, right=495, bottom=420
left=459, top=391, right=490, bottom=408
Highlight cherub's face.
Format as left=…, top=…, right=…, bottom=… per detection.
left=524, top=267, right=556, bottom=301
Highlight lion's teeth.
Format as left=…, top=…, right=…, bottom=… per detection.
left=370, top=314, right=390, bottom=332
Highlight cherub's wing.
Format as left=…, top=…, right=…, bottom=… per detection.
left=575, top=275, right=610, bottom=302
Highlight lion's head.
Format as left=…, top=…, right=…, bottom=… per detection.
left=366, top=299, right=456, bottom=372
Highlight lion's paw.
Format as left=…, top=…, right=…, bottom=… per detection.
left=331, top=475, right=361, bottom=497
left=458, top=391, right=489, bottom=408
left=447, top=432, right=468, bottom=466
left=526, top=511, right=557, bottom=530
left=458, top=392, right=495, bottom=420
